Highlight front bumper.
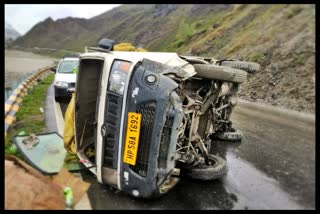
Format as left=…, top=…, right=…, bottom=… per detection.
left=54, top=85, right=75, bottom=98
left=101, top=62, right=183, bottom=198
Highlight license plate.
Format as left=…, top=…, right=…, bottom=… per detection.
left=123, top=112, right=142, bottom=165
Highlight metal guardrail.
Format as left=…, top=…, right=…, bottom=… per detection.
left=4, top=66, right=53, bottom=138
left=5, top=71, right=34, bottom=101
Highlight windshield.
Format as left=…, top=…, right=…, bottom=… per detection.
left=57, top=60, right=79, bottom=74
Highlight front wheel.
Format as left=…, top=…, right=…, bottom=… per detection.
left=184, top=154, right=227, bottom=180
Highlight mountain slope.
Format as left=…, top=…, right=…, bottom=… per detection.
left=12, top=4, right=315, bottom=113
left=5, top=22, right=21, bottom=42
left=13, top=17, right=91, bottom=49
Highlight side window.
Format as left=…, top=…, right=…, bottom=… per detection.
left=57, top=60, right=80, bottom=73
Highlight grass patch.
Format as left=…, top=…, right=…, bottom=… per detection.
left=153, top=19, right=195, bottom=52
left=206, top=27, right=225, bottom=42
left=225, top=34, right=248, bottom=55
left=294, top=53, right=308, bottom=66
left=285, top=5, right=303, bottom=19
left=175, top=40, right=185, bottom=48
left=5, top=73, right=55, bottom=158
left=249, top=52, right=264, bottom=63
left=194, top=21, right=203, bottom=29
left=176, top=21, right=194, bottom=42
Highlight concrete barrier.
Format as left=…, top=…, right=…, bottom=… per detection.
left=4, top=66, right=53, bottom=138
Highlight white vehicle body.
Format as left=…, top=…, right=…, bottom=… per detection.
left=54, top=57, right=79, bottom=101
left=74, top=48, right=247, bottom=198
left=54, top=57, right=79, bottom=85
left=75, top=51, right=195, bottom=188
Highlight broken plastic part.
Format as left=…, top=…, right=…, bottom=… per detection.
left=14, top=132, right=66, bottom=174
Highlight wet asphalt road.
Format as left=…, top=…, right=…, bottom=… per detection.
left=229, top=101, right=315, bottom=209
left=47, top=89, right=315, bottom=210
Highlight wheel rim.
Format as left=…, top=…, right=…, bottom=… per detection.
left=207, top=158, right=217, bottom=166
left=201, top=156, right=219, bottom=168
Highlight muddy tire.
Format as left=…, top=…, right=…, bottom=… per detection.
left=185, top=154, right=227, bottom=180
left=220, top=60, right=261, bottom=73
left=216, top=128, right=243, bottom=142
left=193, top=64, right=247, bottom=84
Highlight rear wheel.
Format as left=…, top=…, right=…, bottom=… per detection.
left=215, top=128, right=243, bottom=142
left=193, top=64, right=247, bottom=84
left=184, top=154, right=227, bottom=180
left=220, top=60, right=261, bottom=73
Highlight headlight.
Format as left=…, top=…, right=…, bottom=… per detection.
left=108, top=60, right=132, bottom=95
left=55, top=81, right=68, bottom=88
left=109, top=70, right=127, bottom=95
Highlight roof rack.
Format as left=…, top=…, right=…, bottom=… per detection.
left=86, top=46, right=111, bottom=53
left=84, top=38, right=115, bottom=53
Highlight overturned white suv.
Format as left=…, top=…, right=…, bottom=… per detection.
left=75, top=39, right=260, bottom=198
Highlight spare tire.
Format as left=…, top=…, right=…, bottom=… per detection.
left=220, top=60, right=261, bottom=73
left=185, top=154, right=227, bottom=180
left=193, top=64, right=247, bottom=84
left=216, top=128, right=243, bottom=142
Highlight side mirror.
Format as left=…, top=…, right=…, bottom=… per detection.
left=51, top=67, right=56, bottom=72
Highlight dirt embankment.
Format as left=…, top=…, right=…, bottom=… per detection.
left=211, top=5, right=315, bottom=113
left=177, top=5, right=315, bottom=113
left=234, top=5, right=315, bottom=113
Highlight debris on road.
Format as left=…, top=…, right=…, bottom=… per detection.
left=14, top=132, right=66, bottom=174
left=64, top=187, right=74, bottom=210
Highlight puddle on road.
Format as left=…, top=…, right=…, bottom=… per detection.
left=222, top=150, right=304, bottom=209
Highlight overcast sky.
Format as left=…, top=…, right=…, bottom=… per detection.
left=5, top=4, right=121, bottom=35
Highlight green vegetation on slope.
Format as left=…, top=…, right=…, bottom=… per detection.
left=12, top=4, right=315, bottom=112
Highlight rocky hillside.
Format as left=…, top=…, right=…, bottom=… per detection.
left=12, top=4, right=315, bottom=113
